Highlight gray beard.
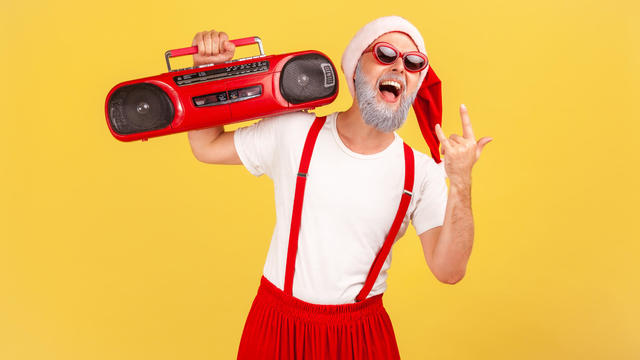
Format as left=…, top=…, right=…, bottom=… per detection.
left=354, top=60, right=418, bottom=133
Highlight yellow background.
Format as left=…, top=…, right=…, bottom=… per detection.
left=1, top=0, right=639, bottom=358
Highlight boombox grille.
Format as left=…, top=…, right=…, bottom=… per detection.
left=280, top=53, right=337, bottom=104
left=108, top=83, right=174, bottom=135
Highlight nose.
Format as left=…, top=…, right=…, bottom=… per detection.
left=390, top=56, right=404, bottom=73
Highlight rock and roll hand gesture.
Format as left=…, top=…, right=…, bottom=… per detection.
left=434, top=104, right=492, bottom=185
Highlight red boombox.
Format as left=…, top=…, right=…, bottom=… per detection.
left=105, top=37, right=339, bottom=142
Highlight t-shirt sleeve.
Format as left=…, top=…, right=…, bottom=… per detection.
left=233, top=116, right=279, bottom=178
left=411, top=160, right=449, bottom=235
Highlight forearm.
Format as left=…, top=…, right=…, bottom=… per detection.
left=432, top=178, right=474, bottom=284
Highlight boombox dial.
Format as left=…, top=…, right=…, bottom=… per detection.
left=174, top=60, right=270, bottom=86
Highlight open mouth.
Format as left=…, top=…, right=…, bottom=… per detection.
left=378, top=80, right=402, bottom=103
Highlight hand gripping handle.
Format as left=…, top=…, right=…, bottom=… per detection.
left=164, top=36, right=264, bottom=72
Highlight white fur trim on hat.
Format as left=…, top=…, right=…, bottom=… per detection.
left=341, top=15, right=429, bottom=98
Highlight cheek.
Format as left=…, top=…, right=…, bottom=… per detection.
left=360, top=59, right=386, bottom=78
left=406, top=75, right=421, bottom=93
left=358, top=67, right=383, bottom=88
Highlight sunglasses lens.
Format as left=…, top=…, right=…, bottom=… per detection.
left=404, top=54, right=426, bottom=71
left=375, top=45, right=398, bottom=64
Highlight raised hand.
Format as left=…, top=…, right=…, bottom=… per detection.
left=192, top=30, right=236, bottom=67
left=434, top=104, right=492, bottom=185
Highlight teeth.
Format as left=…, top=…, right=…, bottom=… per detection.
left=380, top=80, right=401, bottom=91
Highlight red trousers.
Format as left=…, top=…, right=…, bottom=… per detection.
left=237, top=276, right=401, bottom=360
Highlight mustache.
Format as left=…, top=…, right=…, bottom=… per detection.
left=375, top=72, right=406, bottom=94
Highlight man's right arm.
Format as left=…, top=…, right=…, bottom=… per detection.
left=187, top=29, right=241, bottom=165
left=188, top=127, right=240, bottom=165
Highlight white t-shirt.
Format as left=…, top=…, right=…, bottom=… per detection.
left=233, top=111, right=448, bottom=304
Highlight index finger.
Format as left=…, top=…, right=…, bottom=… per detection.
left=460, top=104, right=475, bottom=140
left=219, top=32, right=235, bottom=54
left=193, top=32, right=205, bottom=56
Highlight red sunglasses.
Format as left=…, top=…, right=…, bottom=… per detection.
left=363, top=42, right=429, bottom=72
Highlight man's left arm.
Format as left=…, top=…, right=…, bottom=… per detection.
left=419, top=104, right=492, bottom=285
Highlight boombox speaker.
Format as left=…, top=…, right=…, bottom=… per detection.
left=105, top=37, right=339, bottom=142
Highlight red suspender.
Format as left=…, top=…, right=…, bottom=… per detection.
left=284, top=116, right=327, bottom=296
left=355, top=143, right=415, bottom=302
left=283, top=115, right=415, bottom=302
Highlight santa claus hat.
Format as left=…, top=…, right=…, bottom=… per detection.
left=341, top=15, right=445, bottom=167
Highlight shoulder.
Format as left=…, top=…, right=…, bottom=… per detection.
left=409, top=146, right=447, bottom=188
left=409, top=146, right=440, bottom=172
left=263, top=110, right=317, bottom=130
left=236, top=111, right=317, bottom=139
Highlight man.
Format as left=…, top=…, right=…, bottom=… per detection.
left=188, top=15, right=492, bottom=359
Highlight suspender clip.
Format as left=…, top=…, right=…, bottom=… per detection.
left=403, top=189, right=413, bottom=197
left=297, top=172, right=308, bottom=178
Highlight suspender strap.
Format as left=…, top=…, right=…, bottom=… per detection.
left=284, top=116, right=327, bottom=296
left=355, top=142, right=415, bottom=302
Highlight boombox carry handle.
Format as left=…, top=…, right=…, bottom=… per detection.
left=165, top=36, right=264, bottom=72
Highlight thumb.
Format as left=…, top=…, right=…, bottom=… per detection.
left=476, top=137, right=493, bottom=157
